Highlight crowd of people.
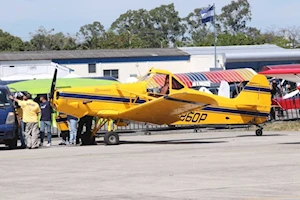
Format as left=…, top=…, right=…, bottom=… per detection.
left=9, top=92, right=95, bottom=149
left=269, top=78, right=297, bottom=121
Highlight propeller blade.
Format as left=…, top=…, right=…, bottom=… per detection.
left=49, top=68, right=57, bottom=99
left=283, top=89, right=299, bottom=99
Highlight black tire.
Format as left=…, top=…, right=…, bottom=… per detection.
left=104, top=132, right=119, bottom=145
left=255, top=129, right=263, bottom=136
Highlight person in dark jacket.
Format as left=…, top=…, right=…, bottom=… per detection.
left=77, top=115, right=95, bottom=145
left=39, top=95, right=53, bottom=146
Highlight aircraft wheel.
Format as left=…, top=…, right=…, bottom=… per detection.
left=104, top=132, right=119, bottom=145
left=255, top=129, right=263, bottom=136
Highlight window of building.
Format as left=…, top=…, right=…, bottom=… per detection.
left=88, top=63, right=96, bottom=73
left=103, top=69, right=119, bottom=79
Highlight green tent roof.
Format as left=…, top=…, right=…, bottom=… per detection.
left=7, top=78, right=119, bottom=95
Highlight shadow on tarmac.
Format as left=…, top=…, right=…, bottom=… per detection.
left=278, top=142, right=300, bottom=145
left=236, top=134, right=285, bottom=138
left=96, top=138, right=228, bottom=145
left=0, top=146, right=26, bottom=151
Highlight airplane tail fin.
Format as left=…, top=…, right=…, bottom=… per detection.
left=234, top=74, right=271, bottom=114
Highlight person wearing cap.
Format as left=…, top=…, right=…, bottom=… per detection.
left=9, top=93, right=41, bottom=149
left=39, top=95, right=53, bottom=147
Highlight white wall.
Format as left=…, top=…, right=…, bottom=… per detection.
left=63, top=54, right=225, bottom=83
left=65, top=61, right=190, bottom=83
left=189, top=54, right=225, bottom=72
left=0, top=60, right=71, bottom=80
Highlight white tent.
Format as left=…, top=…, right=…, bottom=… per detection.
left=63, top=73, right=80, bottom=78
left=126, top=77, right=138, bottom=83
left=1, top=73, right=53, bottom=81
left=0, top=62, right=75, bottom=81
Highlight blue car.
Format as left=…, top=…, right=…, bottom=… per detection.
left=0, top=85, right=18, bottom=149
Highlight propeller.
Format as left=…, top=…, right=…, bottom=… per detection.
left=49, top=68, right=57, bottom=99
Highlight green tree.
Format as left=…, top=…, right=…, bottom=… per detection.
left=76, top=21, right=105, bottom=49
left=110, top=3, right=186, bottom=48
left=110, top=8, right=154, bottom=48
left=218, top=0, right=252, bottom=34
left=279, top=26, right=300, bottom=48
left=100, top=31, right=147, bottom=49
left=183, top=7, right=221, bottom=46
left=0, top=29, right=26, bottom=51
left=148, top=3, right=186, bottom=47
left=29, top=26, right=77, bottom=50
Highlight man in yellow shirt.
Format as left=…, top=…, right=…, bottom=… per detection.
left=10, top=93, right=41, bottom=149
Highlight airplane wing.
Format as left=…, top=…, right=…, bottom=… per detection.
left=259, top=64, right=300, bottom=83
left=118, top=92, right=217, bottom=125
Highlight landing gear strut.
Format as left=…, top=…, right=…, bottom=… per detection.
left=249, top=119, right=264, bottom=136
left=91, top=118, right=121, bottom=145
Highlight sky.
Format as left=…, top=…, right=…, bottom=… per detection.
left=1, top=0, right=299, bottom=41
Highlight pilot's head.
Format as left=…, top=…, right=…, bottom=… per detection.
left=164, top=75, right=169, bottom=85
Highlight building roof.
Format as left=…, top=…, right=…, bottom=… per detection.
left=179, top=44, right=284, bottom=55
left=0, top=48, right=189, bottom=61
left=179, top=44, right=300, bottom=62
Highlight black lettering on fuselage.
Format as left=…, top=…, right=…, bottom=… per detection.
left=180, top=111, right=207, bottom=123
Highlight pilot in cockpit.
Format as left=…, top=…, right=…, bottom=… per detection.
left=160, top=75, right=170, bottom=95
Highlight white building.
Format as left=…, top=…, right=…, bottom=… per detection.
left=0, top=48, right=224, bottom=83
left=0, top=44, right=300, bottom=83
left=180, top=44, right=300, bottom=71
left=0, top=60, right=74, bottom=81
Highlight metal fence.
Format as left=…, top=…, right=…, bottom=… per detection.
left=271, top=95, right=300, bottom=121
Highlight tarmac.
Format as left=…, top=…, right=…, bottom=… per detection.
left=0, top=130, right=300, bottom=200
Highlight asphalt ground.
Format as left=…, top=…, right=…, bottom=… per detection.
left=0, top=130, right=300, bottom=200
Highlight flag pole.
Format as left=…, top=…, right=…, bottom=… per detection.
left=213, top=3, right=217, bottom=68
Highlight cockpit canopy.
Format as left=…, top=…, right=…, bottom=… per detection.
left=137, top=71, right=185, bottom=95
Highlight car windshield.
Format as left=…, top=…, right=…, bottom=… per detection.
left=0, top=89, right=11, bottom=107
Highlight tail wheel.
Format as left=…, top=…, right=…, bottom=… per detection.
left=255, top=129, right=263, bottom=136
left=104, top=132, right=119, bottom=145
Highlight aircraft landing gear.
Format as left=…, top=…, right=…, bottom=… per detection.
left=255, top=128, right=263, bottom=136
left=104, top=132, right=119, bottom=145
left=254, top=123, right=263, bottom=136
left=250, top=119, right=264, bottom=136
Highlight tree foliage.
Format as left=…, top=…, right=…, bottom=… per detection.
left=218, top=0, right=252, bottom=34
left=0, top=29, right=26, bottom=51
left=0, top=0, right=298, bottom=51
left=29, top=26, right=77, bottom=51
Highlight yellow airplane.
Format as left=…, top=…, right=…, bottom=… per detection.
left=49, top=67, right=271, bottom=145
